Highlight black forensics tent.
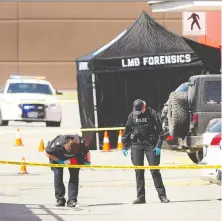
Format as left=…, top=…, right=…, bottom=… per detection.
left=76, top=11, right=221, bottom=149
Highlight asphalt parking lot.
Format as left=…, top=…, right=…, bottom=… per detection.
left=0, top=101, right=221, bottom=221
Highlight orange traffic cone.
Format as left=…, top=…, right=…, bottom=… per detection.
left=18, top=157, right=28, bottom=174
left=38, top=139, right=45, bottom=152
left=117, top=130, right=123, bottom=150
left=102, top=131, right=111, bottom=152
left=15, top=128, right=23, bottom=146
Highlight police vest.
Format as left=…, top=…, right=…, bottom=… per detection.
left=132, top=111, right=157, bottom=140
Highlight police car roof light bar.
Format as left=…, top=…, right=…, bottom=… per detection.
left=10, top=75, right=46, bottom=80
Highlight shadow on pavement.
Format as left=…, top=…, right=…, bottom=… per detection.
left=39, top=205, right=65, bottom=221
left=0, top=203, right=41, bottom=221
left=86, top=203, right=126, bottom=207
left=0, top=203, right=73, bottom=221
left=39, top=205, right=113, bottom=217
left=169, top=199, right=218, bottom=203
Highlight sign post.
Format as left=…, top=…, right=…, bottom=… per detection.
left=182, top=12, right=206, bottom=36
left=220, top=44, right=222, bottom=74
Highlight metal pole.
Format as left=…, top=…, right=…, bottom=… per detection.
left=92, top=73, right=100, bottom=151
left=124, top=74, right=128, bottom=118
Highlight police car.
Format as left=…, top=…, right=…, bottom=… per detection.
left=0, top=75, right=62, bottom=127
left=199, top=119, right=222, bottom=185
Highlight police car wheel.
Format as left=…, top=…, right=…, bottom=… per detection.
left=0, top=111, right=8, bottom=126
left=46, top=121, right=61, bottom=127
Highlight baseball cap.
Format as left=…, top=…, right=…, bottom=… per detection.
left=133, top=99, right=145, bottom=116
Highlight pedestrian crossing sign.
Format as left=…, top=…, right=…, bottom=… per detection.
left=182, top=12, right=206, bottom=36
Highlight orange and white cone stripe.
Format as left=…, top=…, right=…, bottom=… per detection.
left=117, top=130, right=123, bottom=150
left=18, top=157, right=28, bottom=174
left=102, top=131, right=111, bottom=151
left=15, top=128, right=23, bottom=146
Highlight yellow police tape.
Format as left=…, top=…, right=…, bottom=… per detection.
left=0, top=160, right=221, bottom=169
left=80, top=127, right=125, bottom=132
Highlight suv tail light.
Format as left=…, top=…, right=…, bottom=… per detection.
left=210, top=133, right=222, bottom=146
left=193, top=113, right=198, bottom=124
left=166, top=136, right=175, bottom=141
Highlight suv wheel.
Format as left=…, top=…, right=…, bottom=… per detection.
left=187, top=149, right=203, bottom=164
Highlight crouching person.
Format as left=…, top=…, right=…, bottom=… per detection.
left=44, top=134, right=91, bottom=207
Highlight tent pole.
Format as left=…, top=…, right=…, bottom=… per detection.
left=92, top=73, right=100, bottom=151
left=124, top=74, right=129, bottom=120
left=220, top=7, right=222, bottom=74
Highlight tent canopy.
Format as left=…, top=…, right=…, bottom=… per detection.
left=182, top=37, right=221, bottom=74
left=77, top=11, right=206, bottom=73
left=76, top=11, right=221, bottom=149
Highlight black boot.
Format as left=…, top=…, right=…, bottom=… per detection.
left=132, top=198, right=146, bottom=204
left=160, top=196, right=170, bottom=203
left=67, top=200, right=77, bottom=207
left=56, top=198, right=66, bottom=207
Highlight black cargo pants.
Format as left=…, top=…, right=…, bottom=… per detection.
left=52, top=167, right=80, bottom=203
left=131, top=145, right=166, bottom=200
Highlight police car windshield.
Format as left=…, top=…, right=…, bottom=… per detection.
left=175, top=82, right=189, bottom=92
left=7, top=83, right=53, bottom=95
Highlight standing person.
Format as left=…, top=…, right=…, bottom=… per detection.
left=44, top=134, right=91, bottom=207
left=121, top=99, right=170, bottom=204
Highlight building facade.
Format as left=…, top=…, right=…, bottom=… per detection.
left=0, top=2, right=220, bottom=89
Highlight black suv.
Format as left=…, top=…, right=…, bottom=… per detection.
left=164, top=75, right=221, bottom=164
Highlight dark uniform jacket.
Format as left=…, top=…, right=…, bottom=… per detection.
left=121, top=108, right=164, bottom=149
left=45, top=134, right=89, bottom=164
